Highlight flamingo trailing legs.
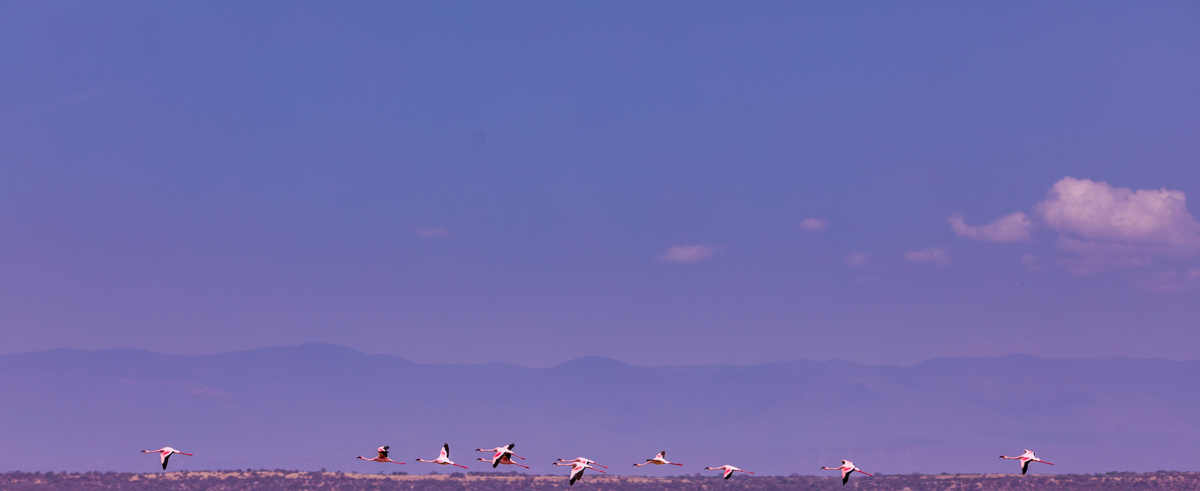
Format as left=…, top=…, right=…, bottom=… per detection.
left=475, top=444, right=524, bottom=468
left=705, top=465, right=753, bottom=480
left=1000, top=449, right=1054, bottom=475
left=554, top=461, right=605, bottom=486
left=821, top=460, right=872, bottom=485
left=357, top=445, right=405, bottom=465
left=140, top=447, right=192, bottom=470
left=478, top=454, right=530, bottom=469
left=556, top=457, right=606, bottom=468
left=634, top=451, right=683, bottom=467
left=415, top=443, right=468, bottom=469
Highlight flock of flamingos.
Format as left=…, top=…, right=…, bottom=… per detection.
left=139, top=444, right=1055, bottom=486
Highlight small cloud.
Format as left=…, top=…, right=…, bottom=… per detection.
left=799, top=218, right=828, bottom=231
left=903, top=247, right=951, bottom=266
left=1060, top=254, right=1152, bottom=275
left=844, top=252, right=872, bottom=269
left=1135, top=268, right=1200, bottom=293
left=1021, top=254, right=1038, bottom=268
left=659, top=245, right=715, bottom=263
left=947, top=212, right=1033, bottom=242
left=416, top=227, right=450, bottom=238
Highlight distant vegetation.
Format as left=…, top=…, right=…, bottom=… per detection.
left=1, top=470, right=1197, bottom=490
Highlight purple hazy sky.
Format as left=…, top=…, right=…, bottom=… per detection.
left=1, top=1, right=1198, bottom=367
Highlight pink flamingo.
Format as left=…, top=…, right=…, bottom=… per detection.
left=822, top=460, right=872, bottom=485
left=358, top=445, right=405, bottom=465
left=478, top=454, right=529, bottom=469
left=1000, top=449, right=1054, bottom=475
left=475, top=444, right=524, bottom=468
left=416, top=443, right=468, bottom=469
left=705, top=465, right=753, bottom=480
left=140, top=447, right=192, bottom=470
left=556, top=457, right=607, bottom=468
left=554, top=461, right=605, bottom=486
left=635, top=451, right=683, bottom=467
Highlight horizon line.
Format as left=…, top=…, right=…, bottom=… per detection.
left=1, top=342, right=1193, bottom=369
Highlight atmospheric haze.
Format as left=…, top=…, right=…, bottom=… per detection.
left=1, top=344, right=1197, bottom=475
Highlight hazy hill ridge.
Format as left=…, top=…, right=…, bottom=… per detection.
left=1, top=344, right=1197, bottom=475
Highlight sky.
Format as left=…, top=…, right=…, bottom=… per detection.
left=1, top=1, right=1198, bottom=368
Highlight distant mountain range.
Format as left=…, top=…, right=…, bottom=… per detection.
left=1, top=344, right=1197, bottom=475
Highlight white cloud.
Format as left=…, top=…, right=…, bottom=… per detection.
left=947, top=212, right=1033, bottom=242
left=903, top=247, right=951, bottom=266
left=844, top=252, right=872, bottom=269
left=799, top=218, right=828, bottom=231
left=949, top=177, right=1200, bottom=274
left=416, top=227, right=450, bottom=238
left=1034, top=177, right=1200, bottom=254
left=659, top=245, right=715, bottom=263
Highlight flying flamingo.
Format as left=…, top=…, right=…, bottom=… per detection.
left=821, top=460, right=872, bottom=485
left=705, top=465, right=753, bottom=480
left=475, top=444, right=524, bottom=468
left=416, top=443, right=468, bottom=469
left=1000, top=449, right=1054, bottom=475
left=634, top=451, right=683, bottom=467
left=140, top=447, right=192, bottom=470
left=554, top=461, right=605, bottom=486
left=556, top=457, right=607, bottom=468
left=478, top=454, right=530, bottom=469
left=357, top=445, right=405, bottom=465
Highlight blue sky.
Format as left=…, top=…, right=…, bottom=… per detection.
left=1, top=1, right=1198, bottom=367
